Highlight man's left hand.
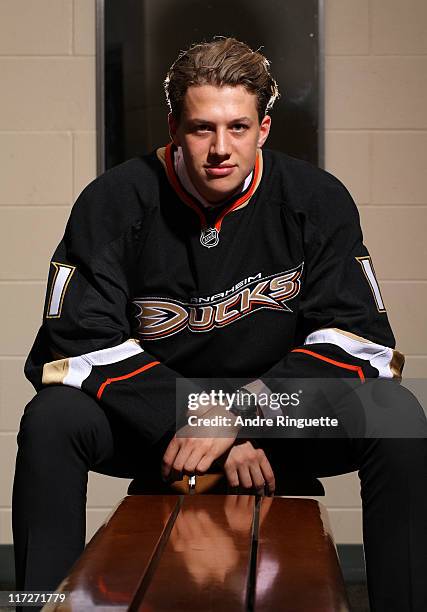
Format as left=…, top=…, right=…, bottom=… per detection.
left=223, top=441, right=276, bottom=495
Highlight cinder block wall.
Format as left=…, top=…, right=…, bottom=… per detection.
left=1, top=0, right=426, bottom=547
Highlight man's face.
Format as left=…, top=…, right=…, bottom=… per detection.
left=168, top=84, right=271, bottom=204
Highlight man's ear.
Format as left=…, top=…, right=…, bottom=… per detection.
left=257, top=115, right=271, bottom=148
left=168, top=112, right=180, bottom=146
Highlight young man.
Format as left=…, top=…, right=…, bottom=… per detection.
left=13, top=38, right=427, bottom=611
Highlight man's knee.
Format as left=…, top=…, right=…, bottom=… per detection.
left=358, top=436, right=427, bottom=489
left=355, top=379, right=427, bottom=438
left=18, top=386, right=112, bottom=455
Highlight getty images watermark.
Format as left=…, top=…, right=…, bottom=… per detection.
left=176, top=378, right=427, bottom=438
left=186, top=388, right=339, bottom=430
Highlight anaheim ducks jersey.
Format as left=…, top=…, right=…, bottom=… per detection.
left=25, top=144, right=404, bottom=444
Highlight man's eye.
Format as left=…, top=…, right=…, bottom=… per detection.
left=232, top=124, right=248, bottom=132
left=196, top=125, right=211, bottom=132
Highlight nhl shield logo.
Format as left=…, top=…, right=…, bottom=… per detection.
left=200, top=227, right=219, bottom=248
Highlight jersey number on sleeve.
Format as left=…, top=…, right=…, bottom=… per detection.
left=46, top=262, right=76, bottom=318
left=356, top=256, right=386, bottom=313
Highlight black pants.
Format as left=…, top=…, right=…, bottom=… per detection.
left=12, top=383, right=427, bottom=611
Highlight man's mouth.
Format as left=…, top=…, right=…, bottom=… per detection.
left=204, top=165, right=236, bottom=177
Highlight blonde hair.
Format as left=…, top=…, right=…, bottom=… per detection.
left=164, top=37, right=280, bottom=122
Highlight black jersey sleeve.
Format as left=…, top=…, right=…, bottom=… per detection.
left=252, top=169, right=404, bottom=394
left=24, top=170, right=193, bottom=446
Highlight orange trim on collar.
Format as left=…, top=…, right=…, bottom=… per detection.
left=164, top=143, right=206, bottom=227
left=164, top=143, right=262, bottom=231
left=215, top=151, right=261, bottom=232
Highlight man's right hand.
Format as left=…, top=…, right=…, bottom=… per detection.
left=162, top=400, right=242, bottom=481
left=223, top=441, right=276, bottom=495
left=161, top=433, right=238, bottom=481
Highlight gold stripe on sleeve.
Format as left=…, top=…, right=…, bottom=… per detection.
left=390, top=350, right=405, bottom=379
left=42, top=358, right=70, bottom=386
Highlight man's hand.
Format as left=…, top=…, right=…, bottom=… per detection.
left=223, top=441, right=276, bottom=495
left=162, top=434, right=237, bottom=481
left=162, top=400, right=241, bottom=481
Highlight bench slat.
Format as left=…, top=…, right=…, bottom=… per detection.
left=138, top=494, right=255, bottom=611
left=254, top=498, right=350, bottom=611
left=48, top=495, right=180, bottom=610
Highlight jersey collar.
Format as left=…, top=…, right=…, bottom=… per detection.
left=158, top=142, right=263, bottom=232
left=174, top=145, right=254, bottom=209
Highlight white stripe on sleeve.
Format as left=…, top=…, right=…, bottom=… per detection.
left=303, top=328, right=394, bottom=378
left=63, top=339, right=144, bottom=389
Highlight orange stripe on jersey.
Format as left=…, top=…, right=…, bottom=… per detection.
left=164, top=142, right=262, bottom=232
left=164, top=143, right=206, bottom=227
left=214, top=152, right=261, bottom=231
left=291, top=348, right=365, bottom=382
left=96, top=361, right=161, bottom=399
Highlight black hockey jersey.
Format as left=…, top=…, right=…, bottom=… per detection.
left=25, top=144, right=404, bottom=444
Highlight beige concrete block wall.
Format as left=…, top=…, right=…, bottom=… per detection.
left=0, top=0, right=102, bottom=547
left=321, top=0, right=427, bottom=543
left=1, top=0, right=426, bottom=548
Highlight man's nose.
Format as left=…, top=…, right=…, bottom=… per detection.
left=210, top=129, right=231, bottom=157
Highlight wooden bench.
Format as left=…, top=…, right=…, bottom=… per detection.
left=44, top=493, right=350, bottom=611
